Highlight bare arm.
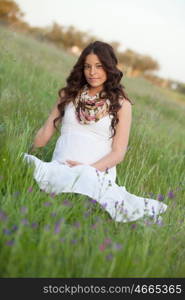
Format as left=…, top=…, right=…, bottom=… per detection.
left=91, top=99, right=132, bottom=171
left=30, top=95, right=63, bottom=152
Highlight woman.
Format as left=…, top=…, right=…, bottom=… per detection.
left=23, top=41, right=167, bottom=223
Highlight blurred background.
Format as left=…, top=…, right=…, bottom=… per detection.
left=0, top=0, right=185, bottom=93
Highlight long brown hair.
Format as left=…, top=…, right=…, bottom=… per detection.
left=54, top=41, right=134, bottom=138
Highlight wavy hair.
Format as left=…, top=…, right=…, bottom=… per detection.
left=54, top=41, right=134, bottom=138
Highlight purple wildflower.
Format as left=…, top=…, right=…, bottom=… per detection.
left=43, top=201, right=52, bottom=207
left=106, top=253, right=113, bottom=261
left=99, top=243, right=106, bottom=251
left=114, top=243, right=123, bottom=250
left=21, top=218, right=29, bottom=225
left=104, top=238, right=112, bottom=245
left=60, top=237, right=65, bottom=242
left=12, top=225, right=18, bottom=232
left=102, top=202, right=107, bottom=209
left=50, top=192, right=56, bottom=198
left=3, top=228, right=12, bottom=235
left=90, top=199, right=97, bottom=204
left=157, top=194, right=164, bottom=201
left=0, top=210, right=8, bottom=221
left=28, top=186, right=33, bottom=192
left=0, top=175, right=3, bottom=181
left=31, top=222, right=38, bottom=229
left=167, top=190, right=175, bottom=198
left=20, top=206, right=28, bottom=214
left=71, top=239, right=78, bottom=244
left=50, top=212, right=57, bottom=217
left=54, top=222, right=61, bottom=234
left=62, top=199, right=72, bottom=206
left=6, top=239, right=14, bottom=246
left=131, top=223, right=137, bottom=230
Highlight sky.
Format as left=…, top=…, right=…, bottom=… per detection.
left=15, top=0, right=185, bottom=83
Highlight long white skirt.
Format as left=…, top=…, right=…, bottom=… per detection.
left=22, top=153, right=168, bottom=223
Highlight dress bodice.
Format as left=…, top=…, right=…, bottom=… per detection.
left=51, top=101, right=116, bottom=181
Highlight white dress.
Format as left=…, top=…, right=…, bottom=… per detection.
left=22, top=101, right=168, bottom=223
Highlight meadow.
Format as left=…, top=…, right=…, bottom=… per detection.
left=0, top=26, right=185, bottom=277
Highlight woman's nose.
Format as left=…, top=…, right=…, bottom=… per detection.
left=89, top=67, right=96, bottom=75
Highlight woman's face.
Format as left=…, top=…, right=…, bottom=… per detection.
left=84, top=53, right=107, bottom=90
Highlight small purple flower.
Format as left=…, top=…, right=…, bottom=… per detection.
left=71, top=239, right=78, bottom=244
left=28, top=186, right=33, bottom=192
left=0, top=175, right=3, bottom=181
left=3, top=228, right=12, bottom=235
left=12, top=225, right=18, bottom=232
left=106, top=253, right=113, bottom=261
left=157, top=194, right=164, bottom=201
left=50, top=192, right=56, bottom=198
left=54, top=222, right=61, bottom=234
left=62, top=199, right=72, bottom=206
left=6, top=239, right=14, bottom=246
left=131, top=223, right=137, bottom=230
left=104, top=238, right=112, bottom=245
left=102, top=202, right=107, bottom=209
left=91, top=199, right=97, bottom=204
left=20, top=206, right=28, bottom=214
left=167, top=190, right=175, bottom=198
left=21, top=218, right=29, bottom=225
left=114, top=243, right=123, bottom=250
left=43, top=201, right=52, bottom=207
left=51, top=212, right=57, bottom=217
left=31, top=222, right=38, bottom=229
left=0, top=210, right=8, bottom=221
left=60, top=237, right=65, bottom=242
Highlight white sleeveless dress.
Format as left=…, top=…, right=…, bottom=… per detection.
left=22, top=101, right=168, bottom=223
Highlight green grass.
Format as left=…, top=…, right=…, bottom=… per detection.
left=0, top=26, right=185, bottom=278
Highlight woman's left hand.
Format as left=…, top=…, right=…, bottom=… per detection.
left=66, top=160, right=83, bottom=167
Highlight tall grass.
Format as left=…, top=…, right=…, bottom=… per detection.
left=0, top=26, right=185, bottom=277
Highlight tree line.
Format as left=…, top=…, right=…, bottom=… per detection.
left=0, top=0, right=184, bottom=92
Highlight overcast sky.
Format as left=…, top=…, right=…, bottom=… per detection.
left=15, top=0, right=185, bottom=83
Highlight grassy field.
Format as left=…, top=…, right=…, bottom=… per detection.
left=0, top=26, right=185, bottom=278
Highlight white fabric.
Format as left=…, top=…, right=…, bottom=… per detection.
left=22, top=102, right=168, bottom=222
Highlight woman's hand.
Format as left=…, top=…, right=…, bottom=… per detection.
left=66, top=160, right=83, bottom=167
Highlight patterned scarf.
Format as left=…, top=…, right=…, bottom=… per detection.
left=74, top=84, right=110, bottom=124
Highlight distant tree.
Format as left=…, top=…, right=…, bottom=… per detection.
left=0, top=0, right=24, bottom=25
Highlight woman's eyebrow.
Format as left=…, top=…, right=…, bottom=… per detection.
left=84, top=62, right=102, bottom=65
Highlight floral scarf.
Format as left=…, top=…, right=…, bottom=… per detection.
left=74, top=84, right=110, bottom=124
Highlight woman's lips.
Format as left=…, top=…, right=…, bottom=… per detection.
left=89, top=78, right=99, bottom=81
